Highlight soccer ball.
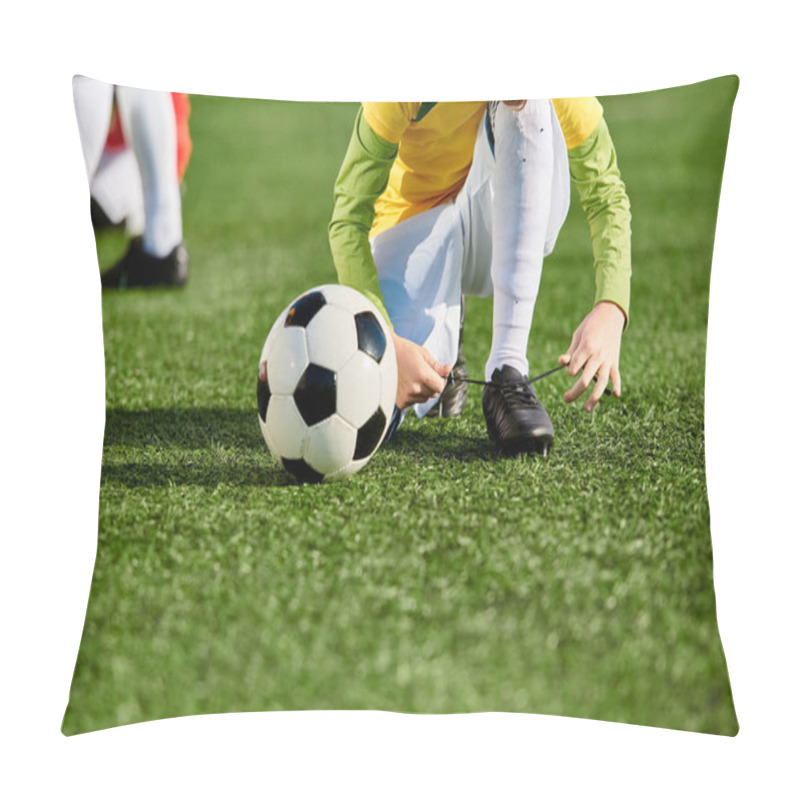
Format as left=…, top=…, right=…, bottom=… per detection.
left=257, top=284, right=397, bottom=483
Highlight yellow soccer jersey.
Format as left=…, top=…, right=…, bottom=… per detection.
left=552, top=97, right=604, bottom=149
left=363, top=99, right=604, bottom=237
left=362, top=102, right=488, bottom=236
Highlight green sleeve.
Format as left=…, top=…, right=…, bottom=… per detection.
left=328, top=107, right=398, bottom=325
left=568, top=117, right=632, bottom=325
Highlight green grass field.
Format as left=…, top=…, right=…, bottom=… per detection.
left=62, top=77, right=739, bottom=736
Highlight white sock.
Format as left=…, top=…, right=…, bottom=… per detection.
left=488, top=287, right=537, bottom=379
left=115, top=87, right=182, bottom=257
left=485, top=100, right=555, bottom=381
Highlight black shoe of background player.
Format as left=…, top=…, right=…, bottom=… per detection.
left=100, top=239, right=188, bottom=289
left=482, top=364, right=554, bottom=456
left=426, top=299, right=468, bottom=418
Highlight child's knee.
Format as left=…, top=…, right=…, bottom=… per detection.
left=493, top=99, right=553, bottom=146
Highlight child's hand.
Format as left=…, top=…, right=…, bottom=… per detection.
left=559, top=301, right=625, bottom=412
left=392, top=333, right=450, bottom=410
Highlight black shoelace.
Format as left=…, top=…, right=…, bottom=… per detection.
left=497, top=379, right=543, bottom=410
left=445, top=363, right=612, bottom=396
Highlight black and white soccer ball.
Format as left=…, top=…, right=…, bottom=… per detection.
left=257, top=284, right=397, bottom=483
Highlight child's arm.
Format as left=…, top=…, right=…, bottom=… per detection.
left=328, top=106, right=397, bottom=325
left=329, top=107, right=449, bottom=409
left=554, top=99, right=632, bottom=410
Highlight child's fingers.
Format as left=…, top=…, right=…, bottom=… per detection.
left=563, top=355, right=601, bottom=403
left=561, top=329, right=581, bottom=371
left=420, top=363, right=446, bottom=395
left=421, top=353, right=448, bottom=393
left=422, top=348, right=451, bottom=378
left=585, top=366, right=611, bottom=411
left=565, top=345, right=589, bottom=377
left=610, top=364, right=622, bottom=397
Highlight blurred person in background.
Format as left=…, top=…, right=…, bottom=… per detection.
left=73, top=77, right=190, bottom=288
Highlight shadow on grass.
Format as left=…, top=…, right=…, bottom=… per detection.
left=383, top=424, right=494, bottom=464
left=100, top=407, right=293, bottom=488
left=103, top=407, right=263, bottom=450
left=99, top=401, right=672, bottom=490
left=99, top=408, right=497, bottom=488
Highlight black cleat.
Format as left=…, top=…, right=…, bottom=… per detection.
left=426, top=339, right=468, bottom=418
left=426, top=298, right=468, bottom=418
left=100, top=239, right=188, bottom=289
left=482, top=365, right=554, bottom=456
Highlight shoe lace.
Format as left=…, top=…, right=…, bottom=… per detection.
left=498, top=380, right=541, bottom=410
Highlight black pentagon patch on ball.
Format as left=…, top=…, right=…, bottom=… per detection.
left=257, top=364, right=271, bottom=423
left=354, top=408, right=386, bottom=460
left=294, top=363, right=337, bottom=426
left=355, top=311, right=386, bottom=363
left=285, top=291, right=326, bottom=328
left=282, top=457, right=324, bottom=484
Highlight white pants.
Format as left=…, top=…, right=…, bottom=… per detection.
left=371, top=100, right=570, bottom=417
left=91, top=148, right=146, bottom=236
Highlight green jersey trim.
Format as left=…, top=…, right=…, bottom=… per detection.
left=414, top=102, right=437, bottom=122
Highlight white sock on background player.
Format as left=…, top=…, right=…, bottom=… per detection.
left=115, top=87, right=183, bottom=258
